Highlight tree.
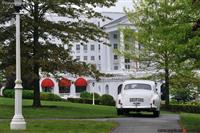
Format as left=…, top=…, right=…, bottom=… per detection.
left=170, top=70, right=200, bottom=102
left=0, top=0, right=116, bottom=107
left=122, top=0, right=200, bottom=105
left=122, top=0, right=178, bottom=105
left=174, top=0, right=200, bottom=69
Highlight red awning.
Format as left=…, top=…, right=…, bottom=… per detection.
left=75, top=77, right=87, bottom=87
left=41, top=78, right=54, bottom=88
left=59, top=78, right=71, bottom=87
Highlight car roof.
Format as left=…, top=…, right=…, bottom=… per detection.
left=123, top=80, right=155, bottom=86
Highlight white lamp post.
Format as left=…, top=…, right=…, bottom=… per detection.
left=92, top=82, right=95, bottom=105
left=10, top=0, right=26, bottom=130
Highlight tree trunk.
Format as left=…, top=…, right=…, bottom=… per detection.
left=165, top=67, right=170, bottom=106
left=32, top=2, right=41, bottom=107
left=32, top=68, right=41, bottom=107
left=164, top=54, right=170, bottom=106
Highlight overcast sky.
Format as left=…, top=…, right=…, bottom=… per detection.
left=95, top=0, right=133, bottom=12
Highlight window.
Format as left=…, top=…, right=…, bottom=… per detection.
left=124, top=84, right=151, bottom=90
left=98, top=64, right=101, bottom=70
left=98, top=21, right=100, bottom=27
left=83, top=45, right=87, bottom=51
left=98, top=86, right=101, bottom=92
left=125, top=65, right=131, bottom=69
left=91, top=56, right=95, bottom=61
left=91, top=45, right=95, bottom=51
left=114, top=66, right=118, bottom=70
left=76, top=45, right=80, bottom=51
left=125, top=58, right=130, bottom=63
left=99, top=56, right=101, bottom=60
left=76, top=56, right=80, bottom=61
left=83, top=56, right=88, bottom=61
left=113, top=43, right=118, bottom=49
left=113, top=34, right=118, bottom=39
left=105, top=85, right=109, bottom=94
left=83, top=45, right=87, bottom=53
left=98, top=44, right=101, bottom=51
left=114, top=55, right=118, bottom=60
left=125, top=43, right=130, bottom=50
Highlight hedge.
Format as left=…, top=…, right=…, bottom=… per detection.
left=40, top=92, right=62, bottom=101
left=162, top=104, right=200, bottom=114
left=3, top=89, right=15, bottom=98
left=67, top=98, right=100, bottom=105
left=3, top=89, right=62, bottom=101
left=68, top=94, right=116, bottom=106
left=100, top=94, right=115, bottom=106
left=80, top=92, right=101, bottom=100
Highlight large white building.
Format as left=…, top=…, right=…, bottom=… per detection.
left=71, top=12, right=139, bottom=74
left=40, top=12, right=155, bottom=99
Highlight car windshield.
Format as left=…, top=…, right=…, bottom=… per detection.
left=124, top=83, right=151, bottom=90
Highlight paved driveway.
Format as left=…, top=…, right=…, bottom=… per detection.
left=110, top=114, right=181, bottom=133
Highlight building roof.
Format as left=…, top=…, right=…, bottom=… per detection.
left=103, top=15, right=127, bottom=27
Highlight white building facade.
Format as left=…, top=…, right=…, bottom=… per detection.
left=70, top=13, right=139, bottom=74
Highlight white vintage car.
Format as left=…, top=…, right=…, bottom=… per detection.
left=116, top=80, right=161, bottom=117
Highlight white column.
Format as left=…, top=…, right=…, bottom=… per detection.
left=119, top=30, right=125, bottom=71
left=10, top=13, right=26, bottom=130
left=100, top=45, right=108, bottom=72
left=106, top=43, right=111, bottom=72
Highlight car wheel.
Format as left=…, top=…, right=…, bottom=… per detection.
left=153, top=111, right=160, bottom=117
left=117, top=109, right=123, bottom=115
left=124, top=110, right=129, bottom=115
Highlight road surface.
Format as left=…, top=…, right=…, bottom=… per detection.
left=111, top=114, right=181, bottom=133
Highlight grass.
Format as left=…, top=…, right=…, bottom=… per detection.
left=2, top=97, right=200, bottom=133
left=180, top=113, right=200, bottom=133
left=0, top=97, right=117, bottom=119
left=0, top=120, right=117, bottom=133
left=0, top=97, right=178, bottom=119
left=0, top=97, right=117, bottom=133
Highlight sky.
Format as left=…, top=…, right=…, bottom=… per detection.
left=95, top=0, right=133, bottom=12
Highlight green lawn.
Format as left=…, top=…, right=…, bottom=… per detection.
left=0, top=97, right=117, bottom=119
left=180, top=113, right=200, bottom=133
left=0, top=120, right=117, bottom=133
left=2, top=97, right=200, bottom=133
left=0, top=97, right=117, bottom=133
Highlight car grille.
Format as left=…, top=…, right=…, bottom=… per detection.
left=129, top=98, right=144, bottom=102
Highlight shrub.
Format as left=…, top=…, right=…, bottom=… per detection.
left=40, top=92, right=62, bottom=101
left=80, top=92, right=101, bottom=100
left=94, top=93, right=101, bottom=100
left=3, top=89, right=14, bottom=98
left=67, top=98, right=100, bottom=104
left=22, top=90, right=34, bottom=99
left=3, top=89, right=34, bottom=99
left=3, top=89, right=62, bottom=101
left=80, top=92, right=92, bottom=99
left=162, top=104, right=200, bottom=113
left=100, top=94, right=115, bottom=106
